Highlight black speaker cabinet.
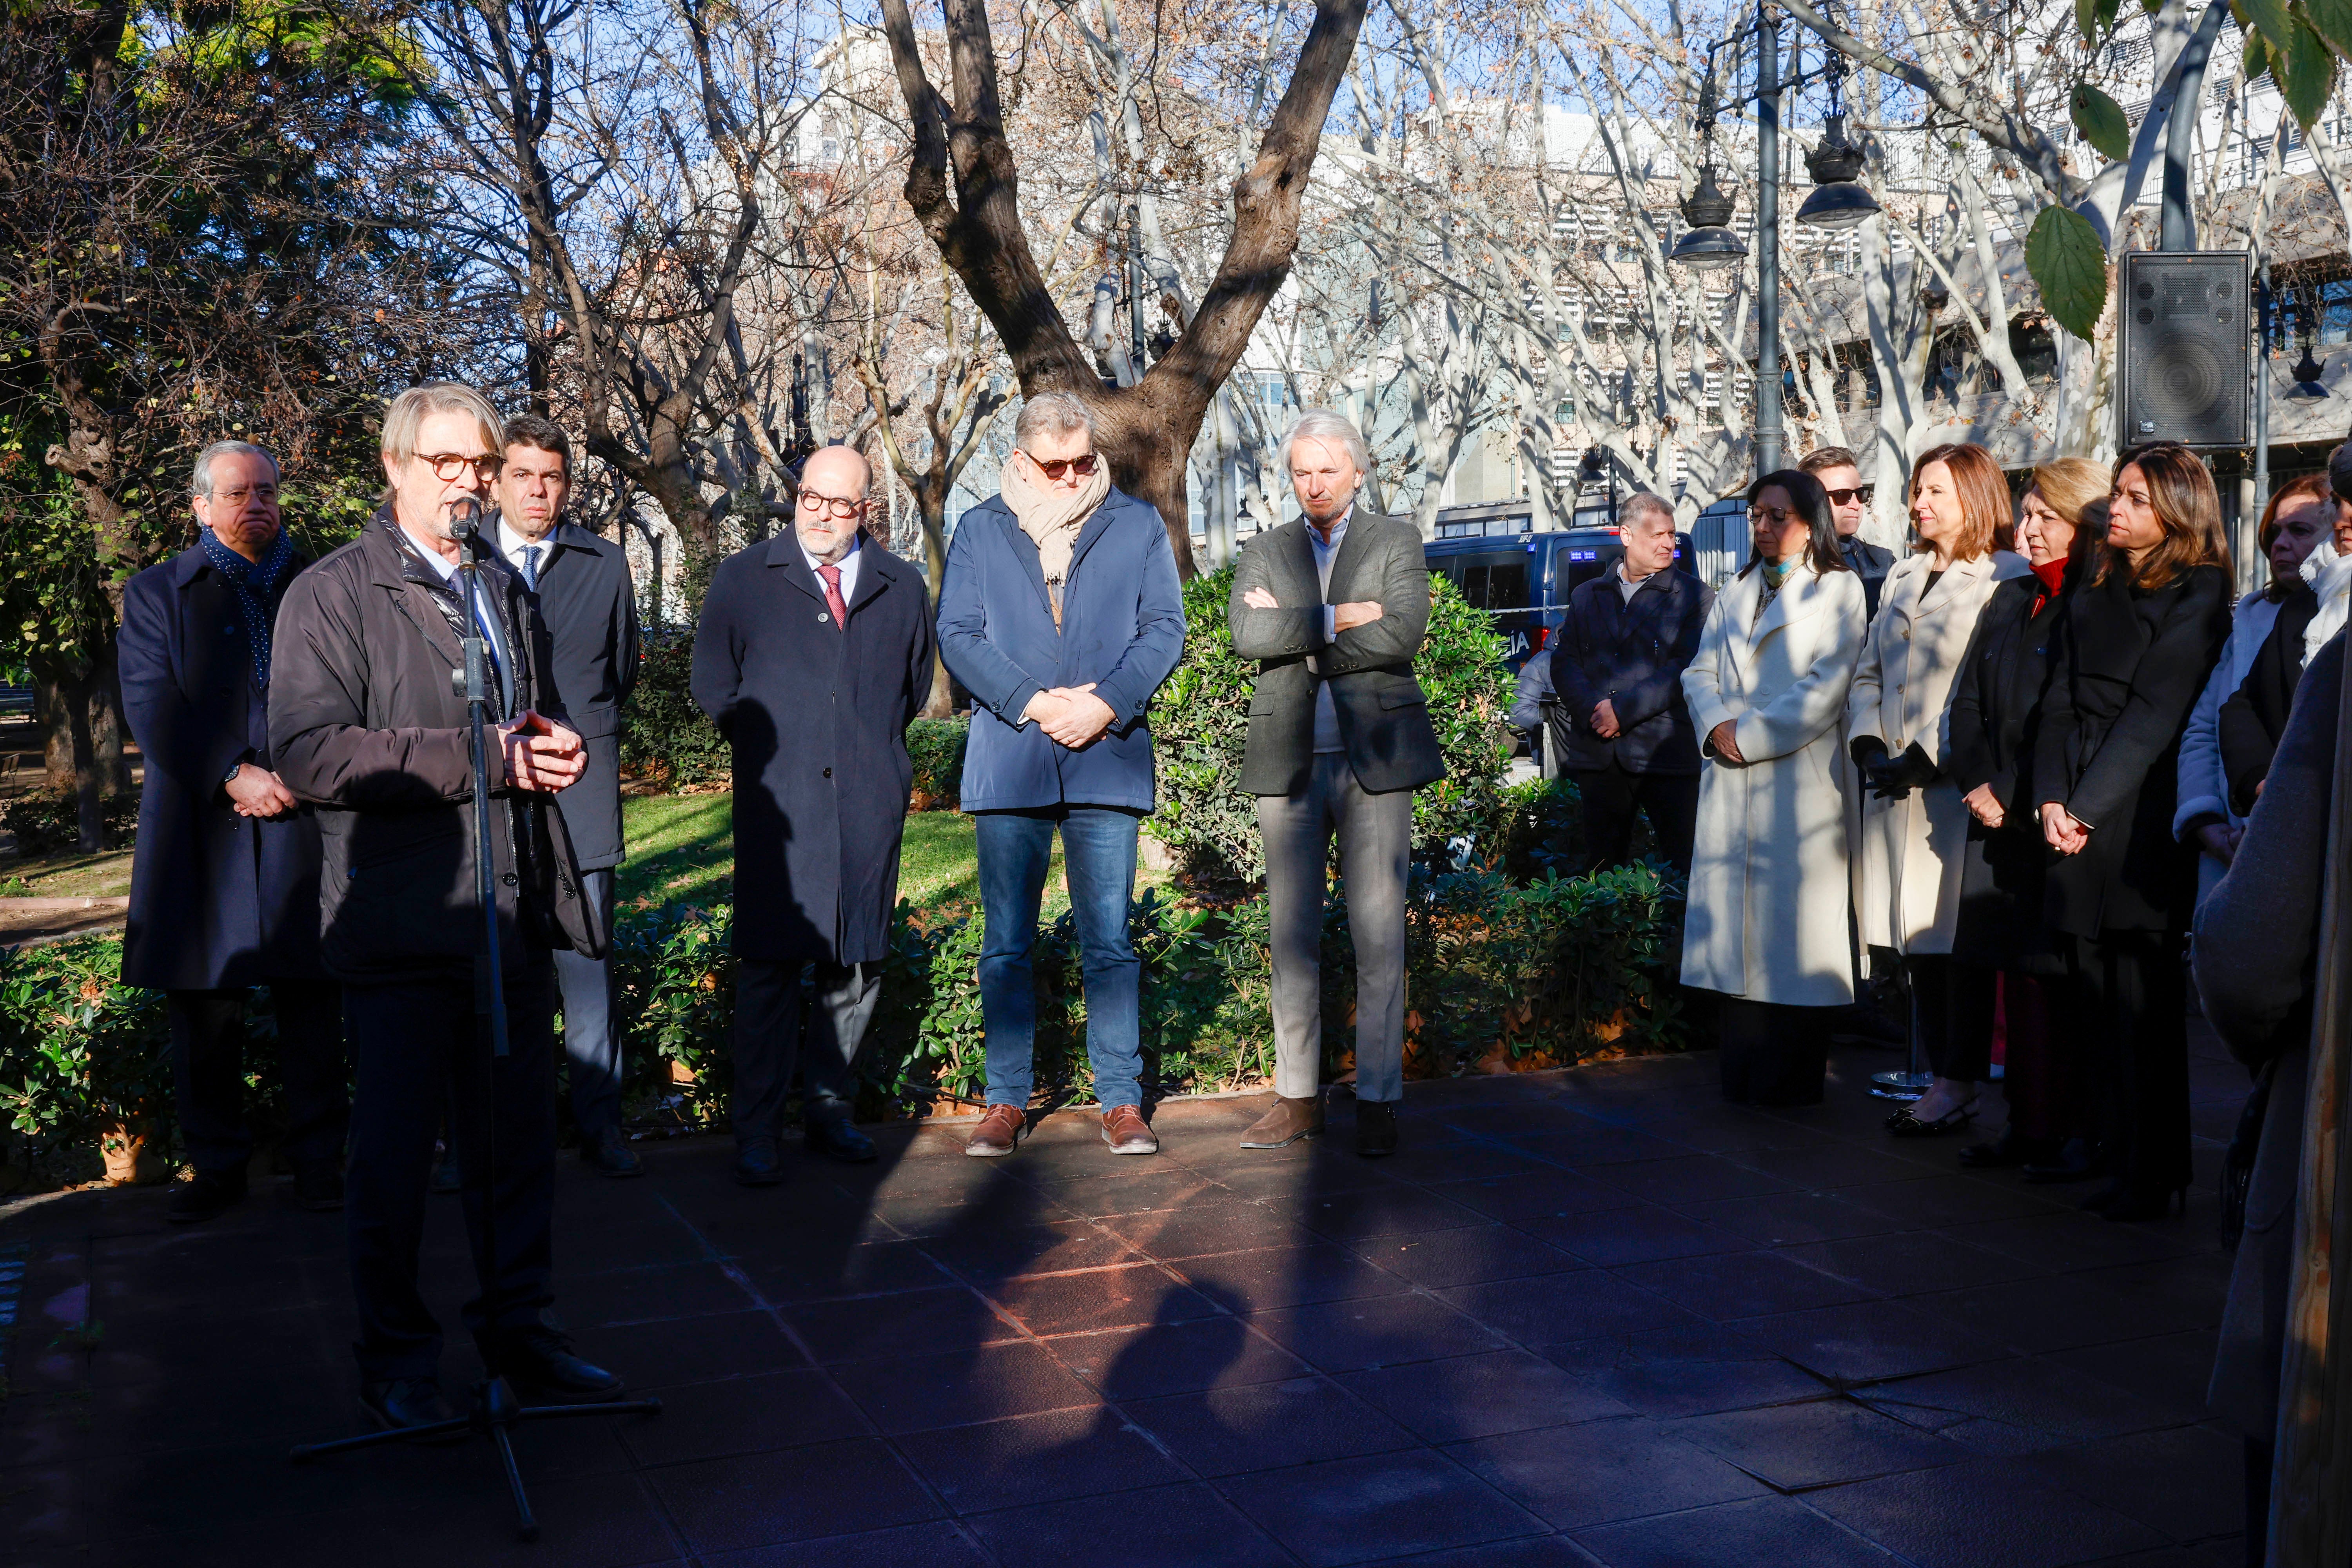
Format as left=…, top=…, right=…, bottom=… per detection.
left=2118, top=250, right=2250, bottom=450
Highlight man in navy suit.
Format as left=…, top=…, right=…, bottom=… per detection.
left=119, top=440, right=346, bottom=1225
left=1548, top=492, right=1713, bottom=873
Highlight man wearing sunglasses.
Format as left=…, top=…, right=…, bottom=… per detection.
left=271, top=383, right=620, bottom=1434
left=1800, top=446, right=1892, bottom=619
left=939, top=393, right=1185, bottom=1158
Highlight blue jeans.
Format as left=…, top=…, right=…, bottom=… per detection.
left=975, top=806, right=1143, bottom=1110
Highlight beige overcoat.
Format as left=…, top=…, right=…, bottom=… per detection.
left=1680, top=559, right=1869, bottom=1006
left=1847, top=550, right=2034, bottom=955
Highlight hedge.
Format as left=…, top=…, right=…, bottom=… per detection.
left=0, top=848, right=1684, bottom=1185
left=1145, top=566, right=1515, bottom=882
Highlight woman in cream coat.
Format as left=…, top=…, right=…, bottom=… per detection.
left=1682, top=468, right=1870, bottom=1105
left=1846, top=442, right=2032, bottom=1136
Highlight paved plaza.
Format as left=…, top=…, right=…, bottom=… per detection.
left=2, top=1035, right=2250, bottom=1567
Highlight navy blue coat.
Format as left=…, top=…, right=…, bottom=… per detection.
left=119, top=542, right=327, bottom=989
left=1548, top=567, right=1713, bottom=775
left=514, top=520, right=639, bottom=871
left=691, top=535, right=936, bottom=964
left=936, top=490, right=1185, bottom=813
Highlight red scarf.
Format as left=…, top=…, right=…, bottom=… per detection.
left=2030, top=558, right=2067, bottom=615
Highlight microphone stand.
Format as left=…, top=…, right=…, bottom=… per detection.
left=291, top=502, right=659, bottom=1540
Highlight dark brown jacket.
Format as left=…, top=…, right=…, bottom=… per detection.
left=267, top=512, right=602, bottom=983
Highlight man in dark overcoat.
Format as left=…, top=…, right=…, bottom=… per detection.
left=120, top=439, right=347, bottom=1225
left=271, top=382, right=621, bottom=1433
left=490, top=414, right=643, bottom=1177
left=1547, top=491, right=1713, bottom=873
left=690, top=445, right=937, bottom=1187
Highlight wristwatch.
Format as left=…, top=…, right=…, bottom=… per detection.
left=223, top=760, right=246, bottom=784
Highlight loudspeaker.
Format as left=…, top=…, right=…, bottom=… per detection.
left=2118, top=250, right=2250, bottom=450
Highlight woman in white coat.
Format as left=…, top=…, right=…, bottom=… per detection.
left=1845, top=442, right=2033, bottom=1136
left=1682, top=469, right=1870, bottom=1105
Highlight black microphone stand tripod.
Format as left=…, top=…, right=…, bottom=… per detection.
left=290, top=502, right=660, bottom=1541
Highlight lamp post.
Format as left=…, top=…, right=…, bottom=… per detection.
left=1670, top=4, right=1880, bottom=480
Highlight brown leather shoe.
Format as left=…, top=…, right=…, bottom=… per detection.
left=1240, top=1094, right=1325, bottom=1149
left=965, top=1104, right=1025, bottom=1157
left=1100, top=1105, right=1159, bottom=1156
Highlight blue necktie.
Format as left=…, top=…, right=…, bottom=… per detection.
left=523, top=544, right=542, bottom=591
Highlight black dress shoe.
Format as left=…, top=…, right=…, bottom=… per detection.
left=734, top=1139, right=786, bottom=1187
left=581, top=1125, right=644, bottom=1178
left=2022, top=1138, right=2103, bottom=1185
left=167, top=1169, right=247, bottom=1225
left=359, top=1377, right=466, bottom=1441
left=489, top=1328, right=624, bottom=1404
left=293, top=1163, right=345, bottom=1212
left=1356, top=1100, right=1399, bottom=1158
left=803, top=1113, right=877, bottom=1164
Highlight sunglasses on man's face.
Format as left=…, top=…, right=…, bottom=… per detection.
left=1825, top=485, right=1873, bottom=506
left=1023, top=450, right=1100, bottom=481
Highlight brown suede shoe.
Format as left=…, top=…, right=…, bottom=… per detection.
left=1239, top=1094, right=1325, bottom=1149
left=965, top=1104, right=1025, bottom=1157
left=1100, top=1105, right=1159, bottom=1156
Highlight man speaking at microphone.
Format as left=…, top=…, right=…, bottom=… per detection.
left=271, top=383, right=625, bottom=1434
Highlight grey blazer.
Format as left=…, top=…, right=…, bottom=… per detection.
left=1228, top=511, right=1446, bottom=797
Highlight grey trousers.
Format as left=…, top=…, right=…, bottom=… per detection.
left=1259, top=752, right=1415, bottom=1104
left=552, top=868, right=624, bottom=1136
left=732, top=956, right=882, bottom=1141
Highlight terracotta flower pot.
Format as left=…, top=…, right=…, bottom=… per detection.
left=98, top=1120, right=152, bottom=1186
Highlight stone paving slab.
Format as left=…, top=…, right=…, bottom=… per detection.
left=0, top=1035, right=2250, bottom=1566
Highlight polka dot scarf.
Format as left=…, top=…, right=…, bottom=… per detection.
left=198, top=525, right=296, bottom=689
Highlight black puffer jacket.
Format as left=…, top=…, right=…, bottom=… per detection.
left=267, top=511, right=603, bottom=983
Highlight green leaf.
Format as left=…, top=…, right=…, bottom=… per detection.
left=2308, top=0, right=2352, bottom=56
left=2245, top=27, right=2273, bottom=81
left=2071, top=83, right=2132, bottom=161
left=2242, top=0, right=2296, bottom=53
left=2279, top=7, right=2337, bottom=126
left=2026, top=205, right=2110, bottom=343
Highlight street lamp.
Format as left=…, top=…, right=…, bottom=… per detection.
left=1670, top=4, right=1882, bottom=478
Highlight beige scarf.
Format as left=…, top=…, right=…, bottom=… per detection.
left=1004, top=458, right=1111, bottom=626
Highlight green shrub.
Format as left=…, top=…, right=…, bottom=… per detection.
left=1497, top=776, right=1584, bottom=881
left=905, top=717, right=968, bottom=811
left=610, top=900, right=736, bottom=1125
left=1145, top=565, right=1515, bottom=882
left=2, top=785, right=139, bottom=854
left=0, top=938, right=172, bottom=1186
left=618, top=631, right=730, bottom=791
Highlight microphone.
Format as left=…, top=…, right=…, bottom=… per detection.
left=449, top=496, right=488, bottom=556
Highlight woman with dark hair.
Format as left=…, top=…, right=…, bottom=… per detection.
left=1681, top=469, right=1868, bottom=1104
left=2035, top=443, right=2233, bottom=1220
left=2214, top=456, right=2352, bottom=815
left=1946, top=456, right=2107, bottom=1172
left=2176, top=472, right=2336, bottom=900
left=1848, top=443, right=2033, bottom=1137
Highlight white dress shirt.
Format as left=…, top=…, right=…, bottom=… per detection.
left=496, top=517, right=558, bottom=588
left=802, top=533, right=862, bottom=604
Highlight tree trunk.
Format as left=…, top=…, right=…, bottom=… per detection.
left=916, top=486, right=956, bottom=719
left=32, top=642, right=130, bottom=853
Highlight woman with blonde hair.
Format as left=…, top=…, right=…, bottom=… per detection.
left=1946, top=456, right=2105, bottom=1172
left=1847, top=442, right=2032, bottom=1136
left=2036, top=444, right=2233, bottom=1220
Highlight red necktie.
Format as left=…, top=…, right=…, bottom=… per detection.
left=817, top=563, right=848, bottom=630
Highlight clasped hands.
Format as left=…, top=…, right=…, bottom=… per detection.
left=224, top=762, right=300, bottom=820
left=2040, top=801, right=2091, bottom=856
left=1240, top=585, right=1385, bottom=633
left=499, top=709, right=587, bottom=793
left=1850, top=739, right=1937, bottom=801
left=1022, top=684, right=1116, bottom=749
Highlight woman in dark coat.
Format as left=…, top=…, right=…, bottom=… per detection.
left=2033, top=444, right=2234, bottom=1221
left=1944, top=457, right=2106, bottom=1172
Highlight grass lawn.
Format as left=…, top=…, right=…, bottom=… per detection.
left=0, top=847, right=136, bottom=900
left=617, top=792, right=1166, bottom=917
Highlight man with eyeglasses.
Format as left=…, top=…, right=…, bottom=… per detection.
left=490, top=414, right=643, bottom=1179
left=118, top=440, right=347, bottom=1225
left=1801, top=446, right=1892, bottom=619
left=271, top=383, right=621, bottom=1435
left=937, top=392, right=1185, bottom=1159
left=691, top=444, right=936, bottom=1185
